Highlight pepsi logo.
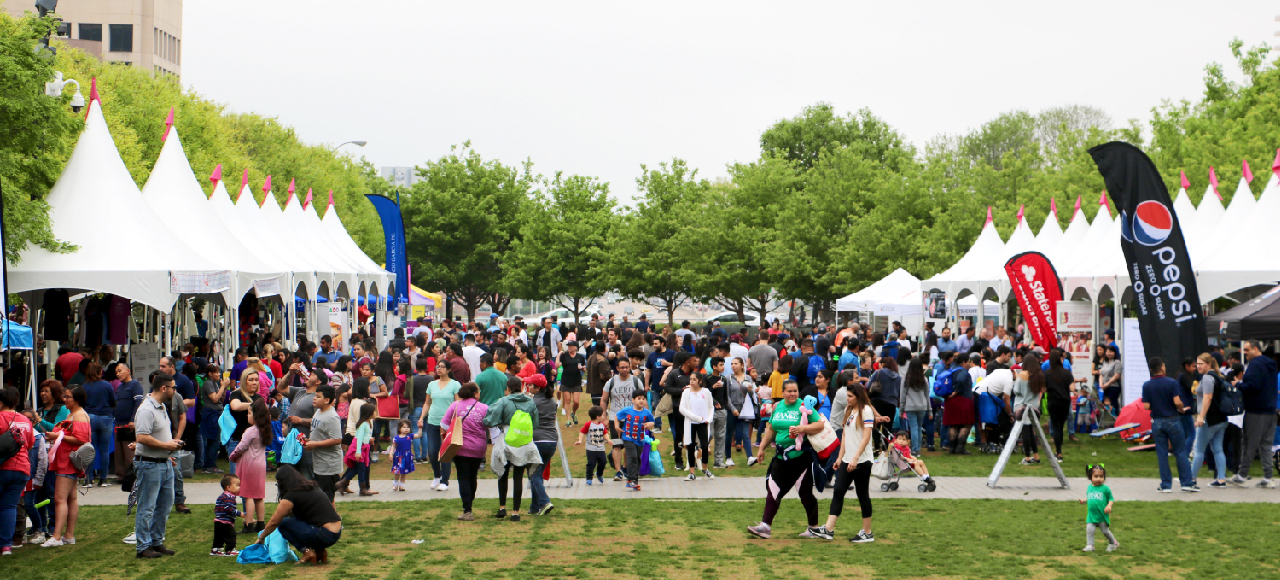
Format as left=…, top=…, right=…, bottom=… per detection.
left=1021, top=265, right=1036, bottom=281
left=1131, top=201, right=1173, bottom=246
left=1119, top=210, right=1133, bottom=243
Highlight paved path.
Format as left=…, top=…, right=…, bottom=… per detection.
left=77, top=475, right=1280, bottom=506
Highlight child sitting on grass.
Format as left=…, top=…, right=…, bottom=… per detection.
left=574, top=406, right=608, bottom=485
left=616, top=391, right=656, bottom=491
left=211, top=475, right=242, bottom=557
left=892, top=431, right=933, bottom=482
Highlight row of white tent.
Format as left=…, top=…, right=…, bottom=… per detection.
left=7, top=95, right=394, bottom=353
left=839, top=158, right=1280, bottom=331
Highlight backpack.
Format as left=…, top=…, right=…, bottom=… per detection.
left=505, top=409, right=534, bottom=447
left=933, top=367, right=958, bottom=398
left=0, top=414, right=22, bottom=466
left=1214, top=372, right=1244, bottom=416
left=806, top=353, right=826, bottom=382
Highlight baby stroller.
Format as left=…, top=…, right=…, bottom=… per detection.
left=874, top=430, right=937, bottom=493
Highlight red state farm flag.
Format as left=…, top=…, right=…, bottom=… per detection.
left=1004, top=251, right=1064, bottom=349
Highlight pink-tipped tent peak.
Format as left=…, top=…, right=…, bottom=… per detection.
left=984, top=206, right=993, bottom=226
left=1049, top=198, right=1058, bottom=217
left=209, top=164, right=222, bottom=186
left=1016, top=204, right=1025, bottom=223
left=1272, top=148, right=1280, bottom=176
left=1209, top=166, right=1221, bottom=199
left=303, top=188, right=313, bottom=210
left=1180, top=170, right=1190, bottom=190
left=1073, top=195, right=1082, bottom=216
left=260, top=175, right=272, bottom=207
left=162, top=107, right=175, bottom=141
left=286, top=178, right=296, bottom=204
left=1243, top=159, right=1255, bottom=184
left=327, top=190, right=335, bottom=214
left=1098, top=191, right=1111, bottom=217
left=86, top=77, right=100, bottom=119
left=237, top=169, right=249, bottom=202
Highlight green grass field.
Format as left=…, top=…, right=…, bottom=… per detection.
left=6, top=498, right=1278, bottom=579
left=179, top=424, right=1263, bottom=485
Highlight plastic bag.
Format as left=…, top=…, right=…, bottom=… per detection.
left=280, top=432, right=303, bottom=465
left=639, top=440, right=651, bottom=476
left=265, top=529, right=299, bottom=563
left=647, top=442, right=664, bottom=476
left=219, top=405, right=236, bottom=445
left=236, top=542, right=272, bottom=564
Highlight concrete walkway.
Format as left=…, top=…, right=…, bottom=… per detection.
left=77, top=475, right=1280, bottom=506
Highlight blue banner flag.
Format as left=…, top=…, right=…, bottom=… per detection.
left=364, top=194, right=409, bottom=306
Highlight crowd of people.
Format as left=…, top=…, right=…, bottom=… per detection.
left=1, top=311, right=1277, bottom=560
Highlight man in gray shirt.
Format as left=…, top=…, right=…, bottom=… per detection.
left=278, top=364, right=321, bottom=479
left=133, top=373, right=182, bottom=559
left=748, top=333, right=778, bottom=377
left=305, top=385, right=344, bottom=502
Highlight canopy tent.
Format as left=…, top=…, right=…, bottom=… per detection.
left=1195, top=172, right=1280, bottom=301
left=282, top=188, right=358, bottom=300
left=1192, top=177, right=1255, bottom=268
left=208, top=177, right=294, bottom=299
left=1171, top=185, right=1197, bottom=244
left=1026, top=201, right=1063, bottom=255
left=1043, top=197, right=1090, bottom=266
left=7, top=99, right=220, bottom=312
left=974, top=208, right=1037, bottom=304
left=923, top=208, right=1006, bottom=301
left=1206, top=285, right=1280, bottom=341
left=140, top=128, right=288, bottom=305
left=410, top=285, right=442, bottom=308
left=1, top=320, right=34, bottom=351
left=835, top=268, right=922, bottom=312
left=320, top=195, right=391, bottom=302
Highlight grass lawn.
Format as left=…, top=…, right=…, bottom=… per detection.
left=6, top=498, right=1278, bottom=579
left=179, top=422, right=1265, bottom=484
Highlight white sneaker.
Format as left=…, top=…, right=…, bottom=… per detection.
left=747, top=456, right=759, bottom=467
left=1082, top=545, right=1095, bottom=552
left=123, top=532, right=137, bottom=544
left=1258, top=479, right=1277, bottom=489
left=725, top=459, right=735, bottom=467
left=429, top=477, right=440, bottom=489
left=437, top=483, right=449, bottom=492
left=63, top=537, right=75, bottom=545
left=1230, top=474, right=1248, bottom=486
left=40, top=537, right=64, bottom=548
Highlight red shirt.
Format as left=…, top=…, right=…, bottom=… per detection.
left=0, top=411, right=34, bottom=474
left=55, top=352, right=84, bottom=384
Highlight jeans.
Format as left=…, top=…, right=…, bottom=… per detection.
left=340, top=463, right=370, bottom=490
left=732, top=415, right=754, bottom=459
left=200, top=434, right=222, bottom=470
left=1151, top=417, right=1193, bottom=489
left=1179, top=414, right=1196, bottom=457
left=1192, top=421, right=1229, bottom=482
left=409, top=408, right=425, bottom=460
left=527, top=441, right=557, bottom=513
left=904, top=410, right=929, bottom=456
left=277, top=517, right=341, bottom=552
left=0, top=469, right=27, bottom=549
left=712, top=409, right=728, bottom=466
left=133, top=460, right=174, bottom=553
left=88, top=414, right=114, bottom=482
left=424, top=424, right=451, bottom=484
left=23, top=478, right=54, bottom=535
left=173, top=459, right=185, bottom=505
left=225, top=439, right=240, bottom=475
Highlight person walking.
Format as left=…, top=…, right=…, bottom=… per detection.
left=443, top=384, right=488, bottom=521
left=900, top=357, right=931, bottom=456
left=482, top=380, right=541, bottom=521
left=1142, top=358, right=1197, bottom=492
left=1016, top=353, right=1046, bottom=465
left=1231, top=340, right=1277, bottom=488
left=418, top=361, right=460, bottom=491
left=0, top=387, right=35, bottom=556
left=525, top=375, right=559, bottom=516
left=1190, top=354, right=1229, bottom=488
left=747, top=380, right=825, bottom=540
left=132, top=374, right=183, bottom=559
left=725, top=357, right=758, bottom=467
left=1044, top=351, right=1076, bottom=461
left=679, top=374, right=716, bottom=480
left=807, top=383, right=876, bottom=543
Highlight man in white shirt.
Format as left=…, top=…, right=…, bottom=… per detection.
left=729, top=335, right=750, bottom=370
left=956, top=327, right=975, bottom=353
left=535, top=318, right=562, bottom=358
left=462, top=334, right=485, bottom=380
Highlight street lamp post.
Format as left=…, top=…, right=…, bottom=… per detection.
left=45, top=71, right=85, bottom=112
left=334, top=141, right=367, bottom=151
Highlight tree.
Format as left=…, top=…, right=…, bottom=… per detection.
left=507, top=172, right=615, bottom=322
left=0, top=13, right=80, bottom=261
left=612, top=159, right=708, bottom=327
left=402, top=143, right=531, bottom=322
left=690, top=154, right=797, bottom=326
left=761, top=103, right=915, bottom=172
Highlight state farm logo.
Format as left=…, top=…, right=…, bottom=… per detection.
left=1022, top=265, right=1036, bottom=282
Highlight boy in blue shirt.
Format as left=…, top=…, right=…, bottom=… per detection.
left=616, top=391, right=656, bottom=491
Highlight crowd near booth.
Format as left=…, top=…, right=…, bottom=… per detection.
left=4, top=92, right=397, bottom=406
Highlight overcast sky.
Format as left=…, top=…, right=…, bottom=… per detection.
left=183, top=1, right=1278, bottom=206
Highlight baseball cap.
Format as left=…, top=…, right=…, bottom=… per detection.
left=566, top=340, right=579, bottom=348
left=490, top=313, right=499, bottom=319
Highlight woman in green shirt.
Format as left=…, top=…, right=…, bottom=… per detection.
left=417, top=364, right=460, bottom=491
left=747, top=380, right=825, bottom=540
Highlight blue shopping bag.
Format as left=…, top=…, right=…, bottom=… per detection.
left=237, top=530, right=298, bottom=564
left=219, top=405, right=236, bottom=445
left=280, top=431, right=303, bottom=465
left=646, top=438, right=664, bottom=476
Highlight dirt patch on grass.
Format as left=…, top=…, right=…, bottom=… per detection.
left=1130, top=564, right=1188, bottom=579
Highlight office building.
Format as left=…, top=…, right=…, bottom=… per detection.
left=3, top=0, right=183, bottom=77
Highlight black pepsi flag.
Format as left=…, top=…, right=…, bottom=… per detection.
left=1088, top=141, right=1207, bottom=371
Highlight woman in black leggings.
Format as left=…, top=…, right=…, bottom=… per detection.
left=747, top=381, right=824, bottom=540
left=810, top=383, right=877, bottom=543
left=1043, top=350, right=1076, bottom=460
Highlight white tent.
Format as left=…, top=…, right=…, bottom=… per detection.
left=208, top=175, right=294, bottom=296
left=1195, top=171, right=1280, bottom=301
left=1043, top=196, right=1089, bottom=267
left=1027, top=200, right=1063, bottom=255
left=924, top=207, right=1006, bottom=299
left=835, top=268, right=921, bottom=312
left=1191, top=176, right=1255, bottom=267
left=282, top=189, right=358, bottom=302
left=139, top=128, right=287, bottom=305
left=1192, top=183, right=1225, bottom=248
left=8, top=99, right=220, bottom=311
left=1172, top=184, right=1197, bottom=243
left=320, top=195, right=392, bottom=305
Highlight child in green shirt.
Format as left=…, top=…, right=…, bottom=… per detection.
left=1078, top=464, right=1118, bottom=552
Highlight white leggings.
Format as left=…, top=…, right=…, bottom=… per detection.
left=1086, top=522, right=1116, bottom=546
